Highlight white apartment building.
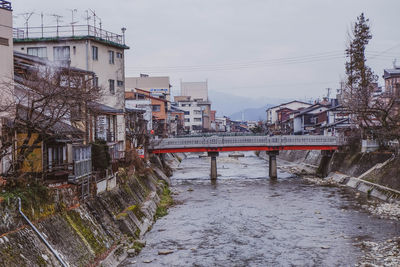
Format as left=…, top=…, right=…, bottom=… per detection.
left=174, top=96, right=203, bottom=133
left=180, top=81, right=212, bottom=130
left=13, top=23, right=129, bottom=153
left=0, top=0, right=13, bottom=175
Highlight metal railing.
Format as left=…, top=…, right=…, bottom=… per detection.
left=150, top=135, right=339, bottom=150
left=0, top=0, right=11, bottom=10
left=13, top=24, right=124, bottom=45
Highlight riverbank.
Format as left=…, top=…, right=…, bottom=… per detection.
left=258, top=150, right=400, bottom=266
left=0, top=153, right=180, bottom=267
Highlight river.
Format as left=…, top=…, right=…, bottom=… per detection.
left=121, top=152, right=400, bottom=266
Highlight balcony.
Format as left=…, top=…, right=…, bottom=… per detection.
left=68, top=145, right=92, bottom=184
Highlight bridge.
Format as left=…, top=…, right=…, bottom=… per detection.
left=149, top=135, right=339, bottom=180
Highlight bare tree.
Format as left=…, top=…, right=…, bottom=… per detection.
left=343, top=13, right=400, bottom=146
left=0, top=60, right=101, bottom=178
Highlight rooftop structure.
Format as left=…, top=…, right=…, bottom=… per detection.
left=13, top=24, right=128, bottom=49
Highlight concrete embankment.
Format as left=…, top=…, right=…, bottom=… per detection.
left=259, top=150, right=400, bottom=203
left=0, top=153, right=181, bottom=267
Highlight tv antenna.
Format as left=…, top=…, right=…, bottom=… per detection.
left=326, top=88, right=332, bottom=99
left=48, top=13, right=63, bottom=37
left=68, top=9, right=78, bottom=35
left=19, top=12, right=34, bottom=38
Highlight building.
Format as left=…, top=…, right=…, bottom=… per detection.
left=181, top=81, right=208, bottom=101
left=266, top=100, right=312, bottom=134
left=125, top=75, right=171, bottom=102
left=383, top=63, right=400, bottom=96
left=179, top=81, right=212, bottom=131
left=13, top=20, right=129, bottom=158
left=126, top=89, right=168, bottom=136
left=292, top=104, right=330, bottom=135
left=0, top=1, right=13, bottom=175
left=174, top=96, right=203, bottom=133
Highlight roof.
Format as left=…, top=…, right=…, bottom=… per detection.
left=267, top=100, right=312, bottom=111
left=294, top=104, right=329, bottom=117
left=16, top=105, right=83, bottom=137
left=383, top=68, right=400, bottom=79
left=88, top=102, right=124, bottom=114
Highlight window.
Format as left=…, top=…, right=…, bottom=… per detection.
left=194, top=110, right=202, bottom=115
left=152, top=105, right=161, bottom=112
left=53, top=46, right=70, bottom=61
left=109, top=79, right=115, bottom=94
left=194, top=118, right=202, bottom=122
left=108, top=50, right=114, bottom=64
left=117, top=80, right=124, bottom=86
left=27, top=47, right=47, bottom=58
left=184, top=118, right=190, bottom=122
left=92, top=46, right=98, bottom=60
left=0, top=37, right=9, bottom=46
left=116, top=52, right=123, bottom=58
left=93, top=76, right=99, bottom=87
left=184, top=111, right=190, bottom=115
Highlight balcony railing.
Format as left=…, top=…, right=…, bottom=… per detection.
left=0, top=0, right=11, bottom=10
left=68, top=145, right=92, bottom=184
left=13, top=24, right=125, bottom=46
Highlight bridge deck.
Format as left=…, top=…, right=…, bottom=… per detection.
left=150, top=135, right=339, bottom=154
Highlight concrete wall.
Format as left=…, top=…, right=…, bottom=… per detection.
left=0, top=5, right=13, bottom=175
left=0, top=155, right=177, bottom=266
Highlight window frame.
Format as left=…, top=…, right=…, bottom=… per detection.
left=109, top=79, right=115, bottom=94
left=108, top=50, right=115, bottom=64
left=92, top=46, right=98, bottom=60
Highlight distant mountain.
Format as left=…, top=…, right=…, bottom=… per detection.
left=208, top=90, right=288, bottom=118
left=229, top=106, right=272, bottom=121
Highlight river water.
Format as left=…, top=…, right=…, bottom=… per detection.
left=121, top=152, right=400, bottom=266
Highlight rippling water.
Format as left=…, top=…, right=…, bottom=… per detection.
left=121, top=152, right=400, bottom=266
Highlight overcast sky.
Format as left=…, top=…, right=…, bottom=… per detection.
left=12, top=0, right=400, bottom=104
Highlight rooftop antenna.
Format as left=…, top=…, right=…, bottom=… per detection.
left=393, top=58, right=398, bottom=69
left=89, top=9, right=97, bottom=35
left=68, top=9, right=78, bottom=36
left=121, top=27, right=126, bottom=44
left=40, top=12, right=44, bottom=38
left=49, top=13, right=63, bottom=37
left=326, top=88, right=331, bottom=99
left=84, top=10, right=91, bottom=26
left=19, top=12, right=34, bottom=38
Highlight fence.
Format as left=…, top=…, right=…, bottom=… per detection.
left=151, top=135, right=339, bottom=150
left=13, top=24, right=124, bottom=45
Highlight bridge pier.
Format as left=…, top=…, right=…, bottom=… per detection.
left=268, top=151, right=279, bottom=179
left=208, top=152, right=219, bottom=180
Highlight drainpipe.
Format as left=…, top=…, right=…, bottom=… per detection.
left=18, top=197, right=68, bottom=267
